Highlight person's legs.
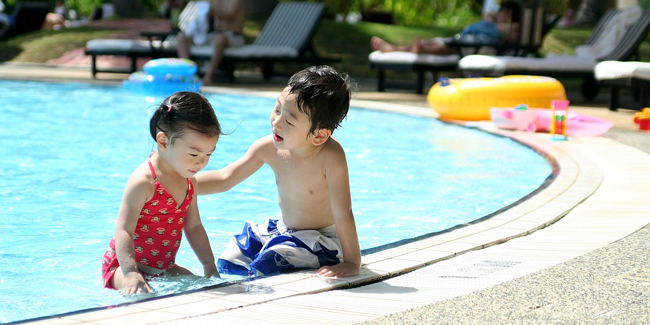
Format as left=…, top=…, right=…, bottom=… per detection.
left=109, top=265, right=125, bottom=289
left=167, top=263, right=194, bottom=276
left=371, top=36, right=414, bottom=52
left=414, top=37, right=456, bottom=55
left=176, top=32, right=192, bottom=58
left=203, top=33, right=228, bottom=84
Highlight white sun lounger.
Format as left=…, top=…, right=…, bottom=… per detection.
left=458, top=8, right=650, bottom=100
left=595, top=61, right=650, bottom=111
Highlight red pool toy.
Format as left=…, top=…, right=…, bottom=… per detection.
left=633, top=108, right=650, bottom=131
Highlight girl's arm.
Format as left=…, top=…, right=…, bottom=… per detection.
left=196, top=136, right=269, bottom=195
left=317, top=143, right=361, bottom=278
left=114, top=172, right=154, bottom=294
left=183, top=178, right=219, bottom=278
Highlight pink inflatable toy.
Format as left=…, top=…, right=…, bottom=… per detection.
left=535, top=110, right=614, bottom=137
left=490, top=106, right=614, bottom=137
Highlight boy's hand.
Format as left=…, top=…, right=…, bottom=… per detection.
left=203, top=263, right=221, bottom=278
left=316, top=261, right=360, bottom=278
left=121, top=271, right=153, bottom=295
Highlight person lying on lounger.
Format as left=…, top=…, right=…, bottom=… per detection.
left=370, top=0, right=521, bottom=55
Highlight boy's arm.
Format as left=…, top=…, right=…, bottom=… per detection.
left=317, top=144, right=361, bottom=278
left=114, top=174, right=154, bottom=294
left=196, top=136, right=269, bottom=195
left=183, top=178, right=219, bottom=278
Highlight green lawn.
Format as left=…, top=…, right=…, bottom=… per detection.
left=2, top=18, right=650, bottom=83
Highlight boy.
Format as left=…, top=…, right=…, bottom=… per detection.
left=197, top=65, right=361, bottom=278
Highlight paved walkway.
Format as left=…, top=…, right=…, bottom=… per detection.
left=2, top=62, right=650, bottom=324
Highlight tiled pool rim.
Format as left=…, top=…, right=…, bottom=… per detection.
left=18, top=88, right=595, bottom=325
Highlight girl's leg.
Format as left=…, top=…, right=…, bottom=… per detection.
left=109, top=266, right=124, bottom=289
left=167, top=263, right=194, bottom=276
left=109, top=266, right=154, bottom=293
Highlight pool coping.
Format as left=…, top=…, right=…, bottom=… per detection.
left=19, top=87, right=601, bottom=325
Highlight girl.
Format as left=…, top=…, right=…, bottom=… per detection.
left=102, top=91, right=222, bottom=294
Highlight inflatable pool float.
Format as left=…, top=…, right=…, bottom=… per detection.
left=427, top=75, right=567, bottom=121
left=123, top=58, right=202, bottom=95
left=490, top=105, right=614, bottom=136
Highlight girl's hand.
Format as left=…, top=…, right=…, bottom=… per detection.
left=121, top=271, right=153, bottom=295
left=316, top=261, right=360, bottom=278
left=203, top=263, right=220, bottom=278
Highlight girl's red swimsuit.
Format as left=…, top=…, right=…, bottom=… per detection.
left=102, top=160, right=193, bottom=289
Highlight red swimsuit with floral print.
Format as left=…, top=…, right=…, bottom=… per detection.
left=101, top=159, right=193, bottom=289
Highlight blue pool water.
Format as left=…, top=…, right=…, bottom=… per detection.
left=0, top=80, right=552, bottom=323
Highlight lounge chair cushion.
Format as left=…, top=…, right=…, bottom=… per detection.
left=191, top=45, right=299, bottom=59
left=368, top=50, right=459, bottom=66
left=594, top=61, right=650, bottom=81
left=458, top=54, right=597, bottom=74
left=86, top=39, right=151, bottom=55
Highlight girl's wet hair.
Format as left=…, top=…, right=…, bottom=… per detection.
left=149, top=91, right=222, bottom=143
left=287, top=65, right=353, bottom=136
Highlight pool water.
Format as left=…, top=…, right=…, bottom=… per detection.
left=0, top=80, right=552, bottom=323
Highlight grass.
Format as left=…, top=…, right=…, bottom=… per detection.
left=3, top=18, right=650, bottom=83
left=0, top=27, right=116, bottom=63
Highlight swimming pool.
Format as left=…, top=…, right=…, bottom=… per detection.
left=0, top=80, right=552, bottom=323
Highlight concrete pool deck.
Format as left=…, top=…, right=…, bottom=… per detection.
left=2, top=62, right=650, bottom=324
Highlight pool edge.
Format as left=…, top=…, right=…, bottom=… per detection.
left=17, top=90, right=602, bottom=325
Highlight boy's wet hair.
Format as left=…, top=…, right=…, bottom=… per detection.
left=150, top=91, right=222, bottom=143
left=287, top=65, right=353, bottom=136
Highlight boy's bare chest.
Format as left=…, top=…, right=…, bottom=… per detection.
left=271, top=158, right=327, bottom=194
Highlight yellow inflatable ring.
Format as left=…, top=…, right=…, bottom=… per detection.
left=427, top=75, right=567, bottom=121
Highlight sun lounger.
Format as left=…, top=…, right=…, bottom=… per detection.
left=0, top=1, right=51, bottom=41
left=595, top=61, right=650, bottom=111
left=458, top=8, right=650, bottom=100
left=368, top=51, right=459, bottom=94
left=367, top=4, right=559, bottom=94
left=189, top=1, right=337, bottom=82
left=84, top=1, right=202, bottom=77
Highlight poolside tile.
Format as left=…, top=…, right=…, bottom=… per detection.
left=498, top=219, right=546, bottom=232
left=364, top=257, right=427, bottom=275
left=470, top=217, right=512, bottom=229
left=129, top=293, right=208, bottom=310
left=92, top=309, right=185, bottom=325
left=207, top=287, right=299, bottom=305
left=396, top=235, right=454, bottom=250
left=396, top=248, right=454, bottom=264
left=330, top=265, right=391, bottom=287
left=271, top=275, right=349, bottom=292
left=159, top=297, right=246, bottom=316
left=425, top=240, right=482, bottom=255
left=218, top=300, right=374, bottom=325
left=360, top=254, right=390, bottom=264
left=515, top=210, right=563, bottom=225
left=487, top=209, right=530, bottom=221
left=22, top=317, right=84, bottom=325
left=363, top=246, right=418, bottom=259
left=193, top=283, right=249, bottom=298
left=454, top=227, right=525, bottom=247
left=280, top=291, right=420, bottom=316
left=67, top=306, right=149, bottom=323
left=243, top=271, right=318, bottom=287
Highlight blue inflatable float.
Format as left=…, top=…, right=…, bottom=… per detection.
left=123, top=58, right=202, bottom=95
